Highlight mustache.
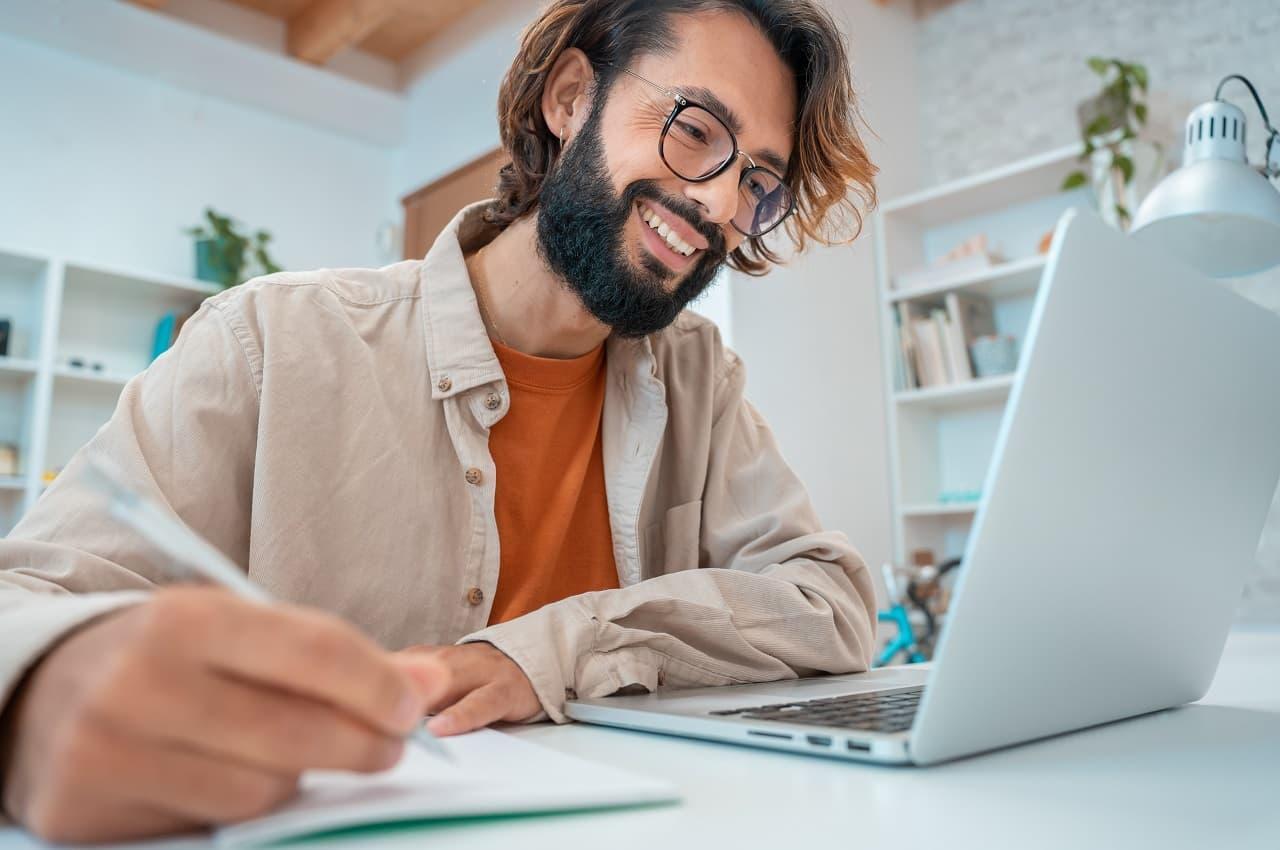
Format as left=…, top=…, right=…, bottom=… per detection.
left=623, top=181, right=728, bottom=259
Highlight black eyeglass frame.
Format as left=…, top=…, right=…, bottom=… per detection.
left=612, top=66, right=797, bottom=238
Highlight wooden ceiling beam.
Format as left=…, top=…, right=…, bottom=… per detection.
left=127, top=0, right=170, bottom=9
left=287, top=0, right=399, bottom=65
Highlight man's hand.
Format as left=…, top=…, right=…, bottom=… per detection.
left=396, top=643, right=542, bottom=736
left=0, top=587, right=450, bottom=845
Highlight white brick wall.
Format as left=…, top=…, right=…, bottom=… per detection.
left=917, top=0, right=1280, bottom=186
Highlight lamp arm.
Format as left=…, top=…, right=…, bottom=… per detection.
left=1216, top=74, right=1280, bottom=178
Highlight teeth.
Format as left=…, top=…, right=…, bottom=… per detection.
left=640, top=204, right=696, bottom=257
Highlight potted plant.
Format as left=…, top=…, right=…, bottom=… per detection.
left=185, top=208, right=282, bottom=288
left=1062, top=57, right=1163, bottom=230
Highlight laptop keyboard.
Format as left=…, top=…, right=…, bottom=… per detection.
left=708, top=686, right=924, bottom=733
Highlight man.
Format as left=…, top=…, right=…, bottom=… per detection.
left=0, top=0, right=878, bottom=842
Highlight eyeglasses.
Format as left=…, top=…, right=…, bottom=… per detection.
left=613, top=66, right=796, bottom=238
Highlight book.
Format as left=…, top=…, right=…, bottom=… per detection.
left=151, top=313, right=176, bottom=362
left=945, top=292, right=997, bottom=380
left=895, top=302, right=920, bottom=389
left=216, top=729, right=679, bottom=848
left=931, top=309, right=957, bottom=384
left=938, top=305, right=972, bottom=382
left=911, top=316, right=948, bottom=387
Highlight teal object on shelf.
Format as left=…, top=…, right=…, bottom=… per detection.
left=152, top=313, right=176, bottom=362
left=970, top=334, right=1019, bottom=377
left=194, top=238, right=225, bottom=286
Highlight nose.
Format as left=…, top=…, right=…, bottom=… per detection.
left=681, top=154, right=745, bottom=230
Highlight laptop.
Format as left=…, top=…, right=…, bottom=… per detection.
left=566, top=208, right=1280, bottom=765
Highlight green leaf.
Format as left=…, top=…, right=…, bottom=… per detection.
left=1061, top=171, right=1088, bottom=191
left=1085, top=114, right=1113, bottom=137
left=1131, top=64, right=1148, bottom=91
left=1087, top=56, right=1109, bottom=75
left=1114, top=154, right=1135, bottom=183
left=1133, top=102, right=1148, bottom=124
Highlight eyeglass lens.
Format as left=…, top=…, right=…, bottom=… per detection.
left=662, top=104, right=792, bottom=236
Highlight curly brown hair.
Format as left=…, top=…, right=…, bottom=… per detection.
left=486, top=0, right=878, bottom=275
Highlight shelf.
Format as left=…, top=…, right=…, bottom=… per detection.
left=901, top=502, right=980, bottom=518
left=54, top=366, right=135, bottom=389
left=888, top=255, right=1047, bottom=304
left=882, top=144, right=1082, bottom=227
left=895, top=374, right=1015, bottom=411
left=0, top=476, right=25, bottom=491
left=63, top=260, right=221, bottom=299
left=0, top=356, right=38, bottom=376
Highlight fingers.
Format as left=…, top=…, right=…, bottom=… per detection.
left=389, top=652, right=453, bottom=708
left=146, top=589, right=424, bottom=736
left=102, top=659, right=406, bottom=775
left=399, top=645, right=500, bottom=715
left=426, top=684, right=509, bottom=737
left=103, top=737, right=300, bottom=827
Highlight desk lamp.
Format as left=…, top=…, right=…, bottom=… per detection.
left=1131, top=75, right=1280, bottom=277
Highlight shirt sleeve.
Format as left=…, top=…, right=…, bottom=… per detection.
left=460, top=351, right=878, bottom=723
left=0, top=300, right=260, bottom=715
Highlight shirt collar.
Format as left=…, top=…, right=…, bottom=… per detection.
left=418, top=201, right=657, bottom=401
left=420, top=202, right=505, bottom=399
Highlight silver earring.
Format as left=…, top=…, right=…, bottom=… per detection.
left=560, top=127, right=567, bottom=144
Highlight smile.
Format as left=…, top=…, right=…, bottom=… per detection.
left=638, top=201, right=702, bottom=258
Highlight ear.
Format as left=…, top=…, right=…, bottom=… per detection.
left=541, top=47, right=595, bottom=144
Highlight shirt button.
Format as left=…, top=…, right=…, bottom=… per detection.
left=484, top=391, right=502, bottom=410
left=464, top=467, right=483, bottom=486
left=466, top=587, right=485, bottom=606
left=437, top=376, right=452, bottom=392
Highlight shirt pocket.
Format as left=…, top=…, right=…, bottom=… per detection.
left=640, top=499, right=703, bottom=574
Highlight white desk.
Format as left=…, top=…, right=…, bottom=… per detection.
left=3, top=628, right=1276, bottom=850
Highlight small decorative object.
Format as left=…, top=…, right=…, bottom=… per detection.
left=894, top=234, right=1005, bottom=291
left=938, top=489, right=982, bottom=504
left=1132, top=74, right=1280, bottom=278
left=185, top=208, right=282, bottom=288
left=0, top=443, right=18, bottom=476
left=1037, top=228, right=1055, bottom=254
left=1062, top=57, right=1163, bottom=231
left=969, top=334, right=1019, bottom=377
left=0, top=318, right=10, bottom=356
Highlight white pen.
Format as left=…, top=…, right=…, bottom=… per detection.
left=81, top=456, right=453, bottom=764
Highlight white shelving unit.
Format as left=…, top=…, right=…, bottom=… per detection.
left=873, top=144, right=1089, bottom=566
left=0, top=247, right=219, bottom=535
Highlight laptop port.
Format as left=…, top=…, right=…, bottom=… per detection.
left=747, top=730, right=793, bottom=741
left=806, top=735, right=832, bottom=747
left=846, top=740, right=871, bottom=752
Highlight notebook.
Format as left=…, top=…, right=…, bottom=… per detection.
left=215, top=729, right=679, bottom=847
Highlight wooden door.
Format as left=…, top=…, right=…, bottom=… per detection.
left=401, top=148, right=508, bottom=260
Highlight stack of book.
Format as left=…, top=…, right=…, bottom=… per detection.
left=893, top=292, right=996, bottom=390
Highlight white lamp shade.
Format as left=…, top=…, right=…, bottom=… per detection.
left=1131, top=158, right=1280, bottom=277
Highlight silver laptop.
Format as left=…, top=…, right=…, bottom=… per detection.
left=566, top=208, right=1280, bottom=765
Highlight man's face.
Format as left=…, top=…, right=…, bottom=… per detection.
left=537, top=10, right=797, bottom=337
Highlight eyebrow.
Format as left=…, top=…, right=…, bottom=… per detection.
left=675, top=84, right=791, bottom=175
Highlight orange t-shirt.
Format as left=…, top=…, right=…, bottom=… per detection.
left=486, top=339, right=620, bottom=626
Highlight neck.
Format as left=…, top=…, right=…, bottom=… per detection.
left=465, top=215, right=611, bottom=359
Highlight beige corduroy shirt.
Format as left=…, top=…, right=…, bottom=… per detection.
left=0, top=203, right=876, bottom=728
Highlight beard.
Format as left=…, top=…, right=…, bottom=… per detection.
left=536, top=102, right=728, bottom=338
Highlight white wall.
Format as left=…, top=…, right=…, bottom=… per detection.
left=729, top=0, right=922, bottom=579
left=0, top=32, right=398, bottom=278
